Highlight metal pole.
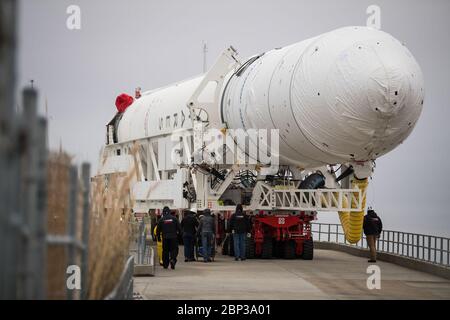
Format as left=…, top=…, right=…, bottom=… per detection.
left=387, top=231, right=390, bottom=252
left=0, top=0, right=16, bottom=119
left=67, top=165, right=78, bottom=299
left=35, top=117, right=48, bottom=299
left=421, top=235, right=423, bottom=260
left=0, top=0, right=18, bottom=299
left=416, top=235, right=419, bottom=260
left=22, top=87, right=39, bottom=299
left=81, top=163, right=90, bottom=299
left=138, top=219, right=145, bottom=264
left=202, top=41, right=208, bottom=73
left=397, top=232, right=400, bottom=255
left=433, top=237, right=437, bottom=263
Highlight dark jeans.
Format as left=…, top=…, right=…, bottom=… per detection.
left=233, top=233, right=246, bottom=259
left=183, top=233, right=195, bottom=260
left=201, top=232, right=213, bottom=261
left=162, top=237, right=179, bottom=268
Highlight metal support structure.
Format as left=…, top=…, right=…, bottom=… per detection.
left=249, top=182, right=363, bottom=212
left=188, top=46, right=241, bottom=182
left=80, top=163, right=90, bottom=299
left=188, top=46, right=241, bottom=128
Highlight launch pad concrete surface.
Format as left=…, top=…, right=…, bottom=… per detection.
left=133, top=248, right=450, bottom=300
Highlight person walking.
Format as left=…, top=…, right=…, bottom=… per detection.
left=181, top=210, right=198, bottom=262
left=156, top=206, right=181, bottom=269
left=198, top=209, right=215, bottom=263
left=229, top=204, right=250, bottom=261
left=363, top=208, right=383, bottom=263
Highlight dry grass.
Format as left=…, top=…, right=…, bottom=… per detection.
left=87, top=145, right=138, bottom=300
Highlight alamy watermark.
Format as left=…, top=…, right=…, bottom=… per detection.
left=65, top=5, right=380, bottom=31
left=66, top=5, right=81, bottom=30
left=366, top=265, right=381, bottom=290
left=366, top=4, right=381, bottom=30
left=66, top=265, right=81, bottom=290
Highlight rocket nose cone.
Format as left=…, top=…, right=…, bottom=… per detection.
left=328, top=34, right=425, bottom=159
left=363, top=40, right=424, bottom=119
left=291, top=27, right=424, bottom=161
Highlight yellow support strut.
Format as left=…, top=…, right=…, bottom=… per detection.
left=338, top=178, right=369, bottom=244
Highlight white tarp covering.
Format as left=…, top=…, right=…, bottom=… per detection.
left=291, top=27, right=424, bottom=161
left=223, top=26, right=424, bottom=167
left=117, top=26, right=424, bottom=169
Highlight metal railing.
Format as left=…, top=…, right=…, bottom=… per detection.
left=130, top=219, right=155, bottom=266
left=312, top=223, right=450, bottom=267
left=104, top=256, right=134, bottom=300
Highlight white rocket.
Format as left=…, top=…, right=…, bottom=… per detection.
left=99, top=26, right=424, bottom=243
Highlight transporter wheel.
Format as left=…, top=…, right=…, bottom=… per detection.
left=299, top=172, right=325, bottom=189
left=302, top=238, right=314, bottom=260
left=261, top=238, right=273, bottom=259
left=245, top=236, right=255, bottom=259
left=299, top=173, right=325, bottom=204
left=283, top=240, right=296, bottom=259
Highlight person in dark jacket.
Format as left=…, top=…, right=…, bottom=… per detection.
left=198, top=209, right=216, bottom=262
left=229, top=204, right=250, bottom=261
left=156, top=206, right=182, bottom=269
left=181, top=210, right=198, bottom=262
left=363, top=209, right=383, bottom=263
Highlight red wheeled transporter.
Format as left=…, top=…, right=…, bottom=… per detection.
left=250, top=212, right=314, bottom=259
left=223, top=211, right=315, bottom=260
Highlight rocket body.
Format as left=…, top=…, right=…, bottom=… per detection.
left=117, top=26, right=424, bottom=169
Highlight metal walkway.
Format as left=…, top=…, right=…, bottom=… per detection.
left=133, top=248, right=450, bottom=300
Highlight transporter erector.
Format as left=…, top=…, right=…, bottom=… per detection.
left=98, top=26, right=424, bottom=259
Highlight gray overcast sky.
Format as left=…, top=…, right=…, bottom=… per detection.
left=17, top=0, right=450, bottom=236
